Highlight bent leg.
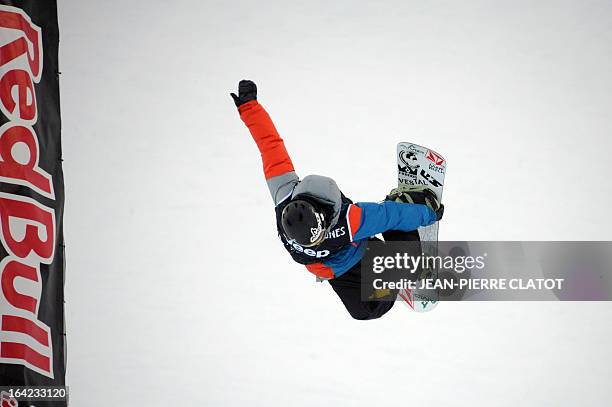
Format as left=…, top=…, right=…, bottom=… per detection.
left=328, top=262, right=395, bottom=320
left=382, top=229, right=420, bottom=242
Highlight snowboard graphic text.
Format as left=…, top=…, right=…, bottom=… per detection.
left=0, top=5, right=56, bottom=378
left=396, top=142, right=446, bottom=312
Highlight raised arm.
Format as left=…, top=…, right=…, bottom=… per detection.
left=231, top=80, right=298, bottom=204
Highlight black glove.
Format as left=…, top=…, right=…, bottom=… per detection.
left=421, top=188, right=444, bottom=221
left=434, top=203, right=444, bottom=221
left=230, top=80, right=257, bottom=107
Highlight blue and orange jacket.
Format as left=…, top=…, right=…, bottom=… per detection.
left=238, top=100, right=437, bottom=279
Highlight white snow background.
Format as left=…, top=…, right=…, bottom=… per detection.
left=59, top=1, right=612, bottom=406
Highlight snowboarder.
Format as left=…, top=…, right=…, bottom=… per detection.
left=231, top=80, right=444, bottom=320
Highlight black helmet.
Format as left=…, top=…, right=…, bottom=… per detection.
left=281, top=198, right=330, bottom=247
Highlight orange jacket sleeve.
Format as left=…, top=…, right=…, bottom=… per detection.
left=305, top=263, right=335, bottom=279
left=238, top=100, right=295, bottom=180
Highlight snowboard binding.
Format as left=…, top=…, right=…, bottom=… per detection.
left=386, top=185, right=444, bottom=221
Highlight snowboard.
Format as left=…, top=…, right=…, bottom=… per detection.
left=395, top=142, right=447, bottom=312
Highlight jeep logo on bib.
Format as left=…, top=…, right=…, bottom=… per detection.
left=287, top=238, right=331, bottom=258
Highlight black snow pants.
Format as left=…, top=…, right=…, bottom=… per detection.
left=328, top=230, right=421, bottom=320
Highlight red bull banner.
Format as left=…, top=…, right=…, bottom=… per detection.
left=0, top=1, right=66, bottom=406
